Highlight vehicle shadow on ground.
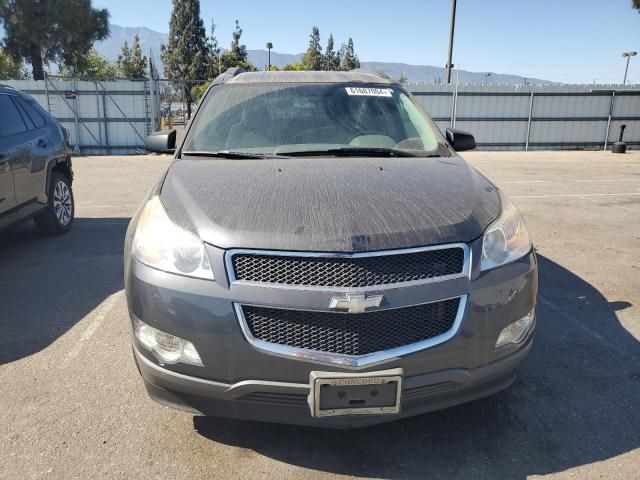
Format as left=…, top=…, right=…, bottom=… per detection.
left=0, top=217, right=129, bottom=365
left=194, top=255, right=639, bottom=480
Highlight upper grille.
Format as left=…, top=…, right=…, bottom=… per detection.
left=231, top=247, right=465, bottom=288
left=241, top=298, right=461, bottom=356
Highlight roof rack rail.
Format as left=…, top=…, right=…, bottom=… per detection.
left=351, top=68, right=390, bottom=80
left=212, top=67, right=246, bottom=85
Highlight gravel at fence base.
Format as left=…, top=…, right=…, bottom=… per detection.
left=0, top=151, right=639, bottom=480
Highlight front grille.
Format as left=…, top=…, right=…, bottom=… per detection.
left=241, top=298, right=461, bottom=356
left=231, top=247, right=465, bottom=288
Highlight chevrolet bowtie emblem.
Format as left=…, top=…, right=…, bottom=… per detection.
left=329, top=293, right=384, bottom=314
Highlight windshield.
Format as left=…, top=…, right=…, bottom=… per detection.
left=183, top=83, right=450, bottom=157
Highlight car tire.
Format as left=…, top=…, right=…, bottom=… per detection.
left=34, top=172, right=74, bottom=234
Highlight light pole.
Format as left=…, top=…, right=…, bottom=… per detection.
left=622, top=51, right=637, bottom=85
left=445, top=0, right=457, bottom=84
left=266, top=42, right=273, bottom=71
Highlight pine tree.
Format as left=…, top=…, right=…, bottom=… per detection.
left=230, top=20, right=248, bottom=63
left=340, top=38, right=360, bottom=71
left=218, top=19, right=255, bottom=72
left=206, top=19, right=221, bottom=77
left=117, top=35, right=147, bottom=79
left=301, top=26, right=323, bottom=71
left=161, top=0, right=209, bottom=118
left=0, top=0, right=109, bottom=80
left=323, top=33, right=340, bottom=71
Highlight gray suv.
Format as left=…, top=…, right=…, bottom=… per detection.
left=126, top=69, right=537, bottom=428
left=0, top=85, right=74, bottom=234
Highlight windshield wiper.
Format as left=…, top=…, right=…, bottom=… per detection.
left=182, top=150, right=283, bottom=159
left=279, top=147, right=422, bottom=158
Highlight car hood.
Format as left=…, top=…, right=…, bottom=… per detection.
left=160, top=156, right=501, bottom=252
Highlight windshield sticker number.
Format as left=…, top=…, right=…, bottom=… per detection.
left=345, top=87, right=393, bottom=97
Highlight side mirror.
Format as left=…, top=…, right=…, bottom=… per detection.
left=446, top=128, right=476, bottom=152
left=145, top=130, right=177, bottom=154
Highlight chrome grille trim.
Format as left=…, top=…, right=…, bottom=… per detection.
left=226, top=244, right=471, bottom=292
left=234, top=295, right=467, bottom=367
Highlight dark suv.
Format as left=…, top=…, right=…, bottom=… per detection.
left=0, top=84, right=74, bottom=234
left=127, top=69, right=537, bottom=428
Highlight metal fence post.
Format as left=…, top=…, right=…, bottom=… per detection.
left=72, top=78, right=81, bottom=151
left=102, top=89, right=109, bottom=150
left=95, top=81, right=103, bottom=146
left=525, top=91, right=535, bottom=151
left=44, top=74, right=51, bottom=114
left=603, top=91, right=615, bottom=151
left=148, top=76, right=159, bottom=132
left=450, top=88, right=456, bottom=128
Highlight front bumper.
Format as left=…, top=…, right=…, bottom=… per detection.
left=125, top=237, right=537, bottom=427
left=134, top=336, right=532, bottom=428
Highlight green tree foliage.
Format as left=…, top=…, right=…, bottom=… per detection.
left=59, top=48, right=117, bottom=80
left=302, top=26, right=323, bottom=71
left=0, top=47, right=28, bottom=79
left=117, top=34, right=148, bottom=79
left=282, top=62, right=307, bottom=71
left=0, top=0, right=109, bottom=80
left=635, top=0, right=640, bottom=11
left=339, top=38, right=360, bottom=71
left=191, top=81, right=210, bottom=103
left=323, top=34, right=340, bottom=71
left=161, top=0, right=209, bottom=118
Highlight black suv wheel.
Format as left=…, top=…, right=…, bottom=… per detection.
left=35, top=172, right=74, bottom=234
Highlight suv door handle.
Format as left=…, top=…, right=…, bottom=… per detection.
left=37, top=138, right=49, bottom=148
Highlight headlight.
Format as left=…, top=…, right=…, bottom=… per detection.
left=132, top=196, right=213, bottom=279
left=134, top=318, right=203, bottom=366
left=481, top=196, right=532, bottom=271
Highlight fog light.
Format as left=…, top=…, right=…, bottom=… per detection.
left=134, top=318, right=203, bottom=366
left=495, top=309, right=535, bottom=348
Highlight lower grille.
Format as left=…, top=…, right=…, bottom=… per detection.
left=241, top=298, right=461, bottom=356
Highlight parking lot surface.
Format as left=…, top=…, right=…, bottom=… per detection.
left=1, top=151, right=639, bottom=480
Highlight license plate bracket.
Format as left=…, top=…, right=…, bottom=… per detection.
left=308, top=368, right=403, bottom=417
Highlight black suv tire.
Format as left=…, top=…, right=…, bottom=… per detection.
left=35, top=172, right=74, bottom=234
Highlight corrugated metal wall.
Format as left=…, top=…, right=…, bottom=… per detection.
left=3, top=79, right=638, bottom=153
left=3, top=78, right=154, bottom=155
left=410, top=84, right=640, bottom=150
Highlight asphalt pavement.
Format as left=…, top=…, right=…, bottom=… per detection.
left=1, top=151, right=639, bottom=480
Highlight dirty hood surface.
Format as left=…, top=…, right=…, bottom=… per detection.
left=160, top=156, right=501, bottom=252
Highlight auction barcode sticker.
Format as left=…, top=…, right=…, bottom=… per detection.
left=345, top=87, right=393, bottom=97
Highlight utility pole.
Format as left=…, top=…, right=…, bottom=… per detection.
left=445, top=0, right=457, bottom=84
left=622, top=51, right=637, bottom=85
left=266, top=42, right=273, bottom=71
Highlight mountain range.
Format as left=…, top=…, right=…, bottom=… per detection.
left=95, top=24, right=553, bottom=85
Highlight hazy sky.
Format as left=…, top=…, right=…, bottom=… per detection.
left=94, top=0, right=640, bottom=83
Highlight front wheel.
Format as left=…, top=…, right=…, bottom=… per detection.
left=35, top=173, right=74, bottom=234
